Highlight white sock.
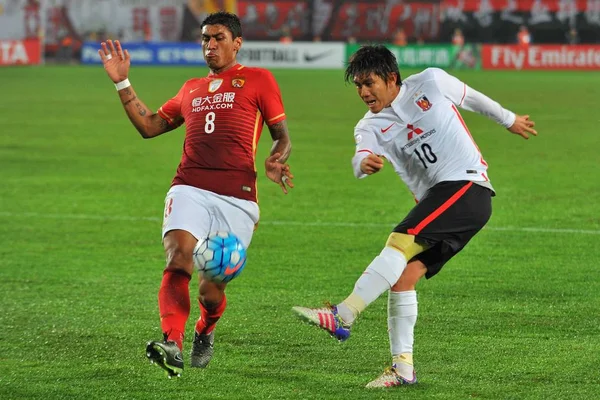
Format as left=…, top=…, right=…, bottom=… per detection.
left=388, top=290, right=418, bottom=374
left=337, top=248, right=407, bottom=324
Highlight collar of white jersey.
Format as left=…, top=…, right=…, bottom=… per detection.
left=389, top=82, right=410, bottom=121
left=393, top=82, right=407, bottom=103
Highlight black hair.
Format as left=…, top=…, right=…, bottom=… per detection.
left=201, top=11, right=242, bottom=38
left=344, top=45, right=402, bottom=86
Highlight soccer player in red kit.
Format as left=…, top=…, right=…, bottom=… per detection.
left=98, top=12, right=293, bottom=378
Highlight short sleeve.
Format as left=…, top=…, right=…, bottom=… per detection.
left=157, top=84, right=185, bottom=126
left=257, top=70, right=286, bottom=126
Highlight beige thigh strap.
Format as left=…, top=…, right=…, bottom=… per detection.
left=385, top=232, right=429, bottom=260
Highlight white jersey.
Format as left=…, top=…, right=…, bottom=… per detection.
left=352, top=68, right=516, bottom=201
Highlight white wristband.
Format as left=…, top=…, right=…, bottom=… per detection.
left=114, top=79, right=131, bottom=91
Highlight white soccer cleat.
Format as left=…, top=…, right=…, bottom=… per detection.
left=365, top=366, right=417, bottom=388
left=292, top=305, right=351, bottom=342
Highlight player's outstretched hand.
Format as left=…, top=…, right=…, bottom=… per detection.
left=508, top=114, right=537, bottom=139
left=265, top=153, right=294, bottom=194
left=360, top=154, right=384, bottom=175
left=98, top=40, right=130, bottom=84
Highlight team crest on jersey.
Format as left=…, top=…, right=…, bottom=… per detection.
left=232, top=78, right=245, bottom=88
left=208, top=79, right=223, bottom=93
left=415, top=95, right=432, bottom=111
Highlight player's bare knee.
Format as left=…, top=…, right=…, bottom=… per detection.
left=199, top=278, right=226, bottom=305
left=391, top=260, right=427, bottom=291
left=163, top=230, right=196, bottom=274
left=385, top=232, right=428, bottom=260
left=164, top=243, right=194, bottom=274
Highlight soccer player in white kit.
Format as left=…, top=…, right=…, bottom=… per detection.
left=293, top=45, right=537, bottom=388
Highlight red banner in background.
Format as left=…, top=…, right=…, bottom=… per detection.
left=238, top=1, right=309, bottom=39
left=329, top=2, right=439, bottom=41
left=0, top=38, right=41, bottom=66
left=442, top=0, right=592, bottom=12
left=238, top=0, right=441, bottom=41
left=481, top=44, right=600, bottom=69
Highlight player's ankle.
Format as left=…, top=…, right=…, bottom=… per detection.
left=164, top=330, right=184, bottom=350
left=336, top=303, right=356, bottom=325
left=338, top=293, right=367, bottom=324
left=393, top=352, right=413, bottom=366
left=392, top=354, right=415, bottom=379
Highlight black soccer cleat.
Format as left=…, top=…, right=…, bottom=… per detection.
left=146, top=340, right=184, bottom=378
left=190, top=331, right=215, bottom=368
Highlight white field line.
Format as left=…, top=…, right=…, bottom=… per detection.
left=0, top=211, right=599, bottom=235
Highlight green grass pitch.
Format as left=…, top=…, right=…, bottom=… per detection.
left=1, top=65, right=599, bottom=399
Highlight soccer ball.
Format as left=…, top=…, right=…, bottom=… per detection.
left=193, top=231, right=247, bottom=283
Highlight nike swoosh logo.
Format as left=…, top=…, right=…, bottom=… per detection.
left=174, top=353, right=183, bottom=362
left=303, top=51, right=330, bottom=62
left=224, top=257, right=246, bottom=275
left=189, top=87, right=201, bottom=93
left=381, top=123, right=395, bottom=133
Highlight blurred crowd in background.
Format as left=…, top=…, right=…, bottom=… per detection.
left=1, top=0, right=599, bottom=63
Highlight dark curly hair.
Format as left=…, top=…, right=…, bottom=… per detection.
left=201, top=11, right=242, bottom=38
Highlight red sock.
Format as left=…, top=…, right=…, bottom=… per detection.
left=195, top=294, right=227, bottom=335
left=158, top=270, right=191, bottom=350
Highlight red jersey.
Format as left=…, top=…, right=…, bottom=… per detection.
left=158, top=64, right=286, bottom=202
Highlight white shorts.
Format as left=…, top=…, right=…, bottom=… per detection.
left=162, top=185, right=260, bottom=247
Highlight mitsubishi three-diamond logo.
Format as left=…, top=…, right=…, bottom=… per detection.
left=407, top=124, right=423, bottom=140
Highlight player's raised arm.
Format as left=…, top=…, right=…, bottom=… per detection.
left=98, top=40, right=182, bottom=138
left=265, top=119, right=294, bottom=194
left=430, top=68, right=537, bottom=139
